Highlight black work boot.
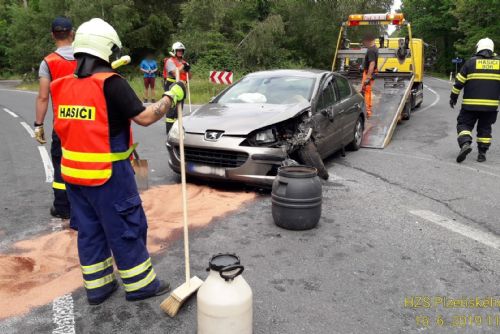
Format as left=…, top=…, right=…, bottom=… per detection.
left=126, top=280, right=171, bottom=302
left=477, top=151, right=487, bottom=162
left=88, top=280, right=119, bottom=305
left=50, top=206, right=70, bottom=220
left=456, top=143, right=472, bottom=163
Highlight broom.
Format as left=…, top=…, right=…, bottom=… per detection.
left=160, top=69, right=203, bottom=317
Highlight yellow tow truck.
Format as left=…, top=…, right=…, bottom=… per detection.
left=332, top=13, right=424, bottom=148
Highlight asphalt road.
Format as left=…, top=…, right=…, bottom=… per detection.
left=1, top=77, right=500, bottom=334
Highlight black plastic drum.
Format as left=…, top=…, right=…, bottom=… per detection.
left=271, top=166, right=322, bottom=230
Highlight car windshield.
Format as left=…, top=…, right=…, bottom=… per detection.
left=216, top=75, right=316, bottom=104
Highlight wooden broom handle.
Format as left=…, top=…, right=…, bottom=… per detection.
left=175, top=69, right=191, bottom=284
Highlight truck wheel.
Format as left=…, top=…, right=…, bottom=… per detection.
left=297, top=141, right=329, bottom=180
left=347, top=116, right=364, bottom=151
left=402, top=100, right=411, bottom=120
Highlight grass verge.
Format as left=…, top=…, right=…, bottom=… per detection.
left=14, top=75, right=233, bottom=105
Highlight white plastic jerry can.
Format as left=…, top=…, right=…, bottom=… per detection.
left=197, top=253, right=253, bottom=334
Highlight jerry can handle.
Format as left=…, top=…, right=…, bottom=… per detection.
left=219, top=265, right=245, bottom=281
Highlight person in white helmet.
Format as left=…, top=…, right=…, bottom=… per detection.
left=49, top=18, right=186, bottom=305
left=163, top=41, right=192, bottom=135
left=450, top=38, right=500, bottom=163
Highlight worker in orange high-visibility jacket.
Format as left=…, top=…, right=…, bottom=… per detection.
left=164, top=41, right=192, bottom=135
left=361, top=32, right=378, bottom=118
left=50, top=18, right=186, bottom=305
left=34, top=17, right=77, bottom=221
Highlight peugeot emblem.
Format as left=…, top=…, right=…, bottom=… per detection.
left=204, top=130, right=224, bottom=141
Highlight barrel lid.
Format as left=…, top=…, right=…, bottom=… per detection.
left=209, top=253, right=240, bottom=271
left=278, top=166, right=317, bottom=178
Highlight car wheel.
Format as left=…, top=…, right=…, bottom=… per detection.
left=402, top=100, right=411, bottom=120
left=297, top=141, right=329, bottom=180
left=347, top=116, right=364, bottom=151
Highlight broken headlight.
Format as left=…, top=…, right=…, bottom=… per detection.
left=255, top=128, right=276, bottom=144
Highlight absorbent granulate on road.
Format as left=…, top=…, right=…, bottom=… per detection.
left=0, top=184, right=255, bottom=319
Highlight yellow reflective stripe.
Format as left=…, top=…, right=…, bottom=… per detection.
left=451, top=87, right=461, bottom=94
left=456, top=73, right=467, bottom=83
left=462, top=99, right=499, bottom=107
left=61, top=165, right=112, bottom=179
left=118, top=258, right=152, bottom=279
left=81, top=257, right=113, bottom=275
left=52, top=181, right=66, bottom=190
left=84, top=273, right=115, bottom=290
left=165, top=117, right=176, bottom=123
left=458, top=130, right=472, bottom=137
left=123, top=269, right=156, bottom=292
left=467, top=73, right=500, bottom=81
left=62, top=144, right=137, bottom=163
left=477, top=137, right=492, bottom=143
left=166, top=78, right=176, bottom=83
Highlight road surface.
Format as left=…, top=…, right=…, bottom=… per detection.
left=0, top=77, right=499, bottom=333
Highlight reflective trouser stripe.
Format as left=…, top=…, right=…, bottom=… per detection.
left=118, top=258, right=152, bottom=279
left=462, top=99, right=499, bottom=107
left=123, top=269, right=156, bottom=292
left=61, top=165, right=112, bottom=180
left=52, top=181, right=66, bottom=190
left=84, top=273, right=115, bottom=290
left=466, top=73, right=500, bottom=81
left=81, top=257, right=113, bottom=275
left=458, top=130, right=472, bottom=137
left=451, top=87, right=461, bottom=94
left=165, top=117, right=176, bottom=123
left=477, top=137, right=492, bottom=144
left=456, top=73, right=466, bottom=83
left=62, top=144, right=137, bottom=163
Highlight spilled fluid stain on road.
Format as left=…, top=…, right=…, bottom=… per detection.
left=0, top=184, right=255, bottom=319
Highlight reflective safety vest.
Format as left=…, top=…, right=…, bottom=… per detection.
left=44, top=52, right=76, bottom=80
left=50, top=72, right=135, bottom=186
left=165, top=56, right=187, bottom=83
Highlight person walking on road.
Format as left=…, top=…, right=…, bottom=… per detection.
left=50, top=18, right=186, bottom=305
left=34, top=16, right=77, bottom=220
left=140, top=53, right=158, bottom=103
left=450, top=38, right=500, bottom=163
left=361, top=32, right=378, bottom=118
left=164, top=41, right=191, bottom=135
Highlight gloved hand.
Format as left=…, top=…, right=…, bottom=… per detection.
left=450, top=95, right=458, bottom=109
left=183, top=63, right=191, bottom=73
left=163, top=81, right=186, bottom=107
left=34, top=123, right=46, bottom=144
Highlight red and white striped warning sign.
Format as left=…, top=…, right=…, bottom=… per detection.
left=210, top=71, right=233, bottom=85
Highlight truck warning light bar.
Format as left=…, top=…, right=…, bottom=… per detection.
left=347, top=13, right=405, bottom=26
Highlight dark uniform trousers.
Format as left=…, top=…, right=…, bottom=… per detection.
left=457, top=110, right=498, bottom=152
left=51, top=131, right=71, bottom=215
left=65, top=131, right=160, bottom=301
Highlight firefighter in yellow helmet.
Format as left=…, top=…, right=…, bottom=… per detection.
left=451, top=38, right=500, bottom=163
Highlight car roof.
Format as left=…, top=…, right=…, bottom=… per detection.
left=245, top=69, right=330, bottom=79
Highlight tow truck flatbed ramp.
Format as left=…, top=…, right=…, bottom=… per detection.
left=357, top=73, right=414, bottom=148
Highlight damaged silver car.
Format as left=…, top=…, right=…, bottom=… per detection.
left=167, top=69, right=365, bottom=186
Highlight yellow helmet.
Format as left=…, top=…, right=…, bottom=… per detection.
left=73, top=18, right=122, bottom=63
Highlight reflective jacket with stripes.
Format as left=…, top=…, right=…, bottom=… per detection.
left=451, top=52, right=500, bottom=112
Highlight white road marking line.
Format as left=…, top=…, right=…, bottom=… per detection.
left=0, top=88, right=37, bottom=95
left=410, top=210, right=500, bottom=251
left=38, top=146, right=54, bottom=182
left=428, top=76, right=452, bottom=84
left=20, top=121, right=35, bottom=137
left=52, top=294, right=76, bottom=334
left=3, top=107, right=18, bottom=118
left=419, top=85, right=440, bottom=113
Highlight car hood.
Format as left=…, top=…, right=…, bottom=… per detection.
left=184, top=102, right=310, bottom=135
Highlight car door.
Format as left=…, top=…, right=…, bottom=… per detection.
left=334, top=75, right=361, bottom=145
left=312, top=75, right=343, bottom=157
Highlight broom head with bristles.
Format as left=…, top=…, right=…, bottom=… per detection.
left=160, top=276, right=204, bottom=317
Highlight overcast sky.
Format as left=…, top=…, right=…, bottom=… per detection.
left=387, top=0, right=402, bottom=35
